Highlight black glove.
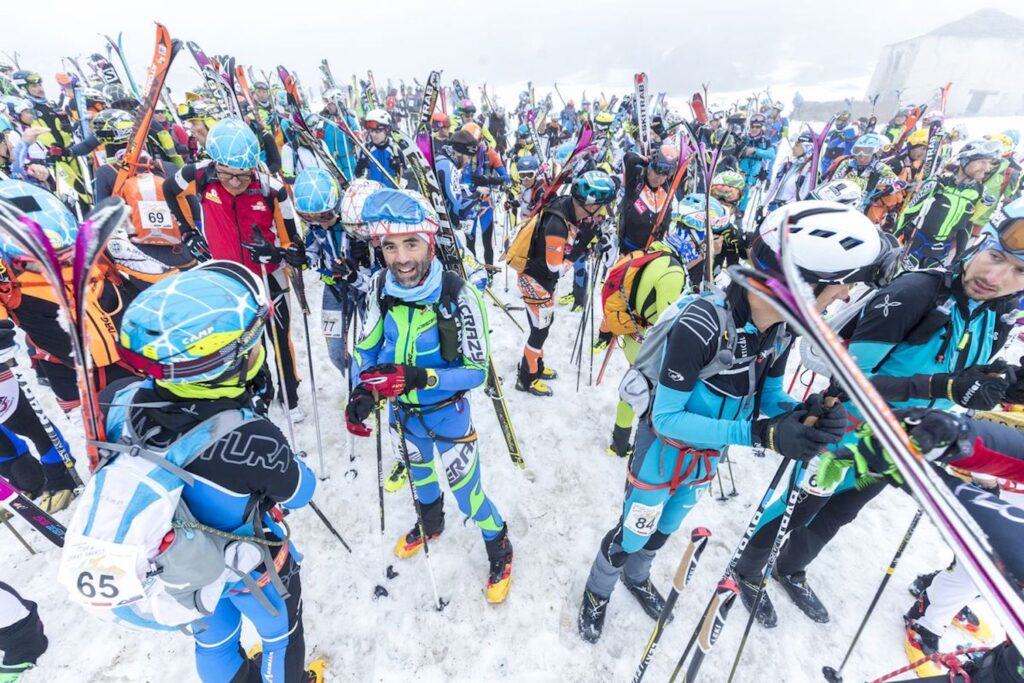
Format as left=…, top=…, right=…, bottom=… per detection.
left=348, top=238, right=371, bottom=265
left=930, top=360, right=1012, bottom=410
left=797, top=393, right=848, bottom=441
left=0, top=319, right=17, bottom=364
left=753, top=405, right=843, bottom=462
left=504, top=197, right=520, bottom=213
left=896, top=407, right=973, bottom=459
left=1003, top=355, right=1024, bottom=404
left=345, top=385, right=376, bottom=437
left=283, top=242, right=306, bottom=268
left=329, top=257, right=360, bottom=283
left=243, top=239, right=284, bottom=265
left=181, top=229, right=212, bottom=261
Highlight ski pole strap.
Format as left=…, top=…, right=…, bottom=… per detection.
left=869, top=645, right=989, bottom=683
left=626, top=430, right=721, bottom=494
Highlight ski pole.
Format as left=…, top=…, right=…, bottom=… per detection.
left=372, top=401, right=395, bottom=599
left=308, top=499, right=352, bottom=553
left=632, top=527, right=711, bottom=683
left=287, top=266, right=327, bottom=479
left=594, top=336, right=617, bottom=386
left=388, top=397, right=447, bottom=611
left=3, top=516, right=36, bottom=555
left=669, top=457, right=791, bottom=682
left=715, top=468, right=728, bottom=502
left=252, top=233, right=296, bottom=447
left=726, top=461, right=804, bottom=682
left=822, top=509, right=923, bottom=683
left=724, top=450, right=738, bottom=498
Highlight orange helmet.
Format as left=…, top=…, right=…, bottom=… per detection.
left=462, top=122, right=482, bottom=142
left=431, top=111, right=449, bottom=130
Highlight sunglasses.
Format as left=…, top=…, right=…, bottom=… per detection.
left=650, top=162, right=675, bottom=175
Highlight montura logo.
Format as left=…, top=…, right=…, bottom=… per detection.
left=873, top=294, right=901, bottom=317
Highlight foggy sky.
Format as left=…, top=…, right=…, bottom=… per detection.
left=4, top=0, right=1021, bottom=103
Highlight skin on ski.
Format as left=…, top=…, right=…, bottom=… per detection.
left=0, top=474, right=67, bottom=547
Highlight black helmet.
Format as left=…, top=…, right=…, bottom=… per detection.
left=102, top=84, right=139, bottom=111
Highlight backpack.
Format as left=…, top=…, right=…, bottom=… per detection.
left=376, top=270, right=466, bottom=363
left=601, top=249, right=680, bottom=337
left=58, top=382, right=289, bottom=631
left=501, top=203, right=572, bottom=274
left=618, top=288, right=789, bottom=418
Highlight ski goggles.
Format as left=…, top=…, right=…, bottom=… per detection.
left=364, top=120, right=390, bottom=131
left=711, top=186, right=741, bottom=204
left=985, top=204, right=1024, bottom=257
left=650, top=160, right=675, bottom=175
left=118, top=308, right=268, bottom=382
left=297, top=209, right=338, bottom=226
left=852, top=145, right=877, bottom=158
left=517, top=171, right=537, bottom=181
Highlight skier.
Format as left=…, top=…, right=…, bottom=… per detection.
left=293, top=169, right=374, bottom=376
left=732, top=200, right=1024, bottom=628
left=617, top=146, right=677, bottom=253
left=897, top=138, right=1003, bottom=268
left=765, top=130, right=815, bottom=209
left=353, top=109, right=404, bottom=188
left=513, top=170, right=616, bottom=396
left=0, top=583, right=47, bottom=682
left=822, top=132, right=903, bottom=225
left=577, top=201, right=892, bottom=643
left=162, top=118, right=307, bottom=422
left=507, top=155, right=546, bottom=221
left=765, top=101, right=788, bottom=146
left=487, top=105, right=508, bottom=156
left=435, top=129, right=486, bottom=233
left=884, top=107, right=911, bottom=143
left=344, top=188, right=513, bottom=603
left=461, top=122, right=510, bottom=269
left=110, top=260, right=322, bottom=682
left=736, top=113, right=776, bottom=213
left=970, top=132, right=1023, bottom=236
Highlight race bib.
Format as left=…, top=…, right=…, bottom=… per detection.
left=59, top=535, right=147, bottom=606
left=137, top=200, right=173, bottom=230
left=321, top=310, right=343, bottom=338
left=623, top=501, right=663, bottom=537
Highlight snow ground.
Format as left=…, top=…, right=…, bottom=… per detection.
left=4, top=116, right=1024, bottom=682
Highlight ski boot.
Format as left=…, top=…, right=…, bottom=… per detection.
left=0, top=662, right=34, bottom=682
left=536, top=359, right=557, bottom=381
left=952, top=606, right=992, bottom=641
left=577, top=588, right=610, bottom=643
left=606, top=424, right=633, bottom=458
left=772, top=569, right=829, bottom=623
left=904, top=621, right=943, bottom=677
left=623, top=577, right=668, bottom=621
left=384, top=461, right=408, bottom=493
left=515, top=363, right=552, bottom=397
left=734, top=572, right=778, bottom=628
left=484, top=524, right=513, bottom=604
left=558, top=293, right=576, bottom=307
left=394, top=496, right=445, bottom=559
left=38, top=462, right=76, bottom=514
left=592, top=330, right=613, bottom=355
left=908, top=570, right=939, bottom=598
left=247, top=645, right=325, bottom=682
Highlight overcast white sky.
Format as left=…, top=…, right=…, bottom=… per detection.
left=4, top=0, right=1021, bottom=106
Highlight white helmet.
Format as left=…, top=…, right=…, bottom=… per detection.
left=339, top=178, right=383, bottom=239
left=365, top=108, right=392, bottom=128
left=752, top=200, right=897, bottom=286
left=810, top=179, right=864, bottom=206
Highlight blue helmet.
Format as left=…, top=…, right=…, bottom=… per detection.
left=553, top=142, right=574, bottom=166
left=118, top=260, right=268, bottom=385
left=852, top=133, right=888, bottom=156
left=571, top=171, right=616, bottom=206
left=293, top=168, right=341, bottom=216
left=516, top=124, right=531, bottom=137
left=363, top=188, right=439, bottom=242
left=205, top=118, right=260, bottom=169
left=0, top=180, right=78, bottom=259
left=516, top=155, right=540, bottom=173
left=1002, top=129, right=1021, bottom=148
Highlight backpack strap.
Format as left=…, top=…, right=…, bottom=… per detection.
left=628, top=252, right=681, bottom=325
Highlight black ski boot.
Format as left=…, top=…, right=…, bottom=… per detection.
left=623, top=577, right=668, bottom=621
left=734, top=572, right=778, bottom=628
left=908, top=570, right=939, bottom=598
left=578, top=588, right=610, bottom=643
left=606, top=424, right=633, bottom=458
left=772, top=569, right=829, bottom=623
left=515, top=361, right=552, bottom=397
left=484, top=524, right=513, bottom=604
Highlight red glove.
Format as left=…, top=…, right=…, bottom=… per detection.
left=360, top=364, right=431, bottom=398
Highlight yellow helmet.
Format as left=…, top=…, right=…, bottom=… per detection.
left=906, top=129, right=930, bottom=147
left=987, top=133, right=1015, bottom=157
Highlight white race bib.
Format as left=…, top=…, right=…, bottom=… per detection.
left=137, top=200, right=173, bottom=230
left=321, top=310, right=343, bottom=339
left=623, top=501, right=663, bottom=537
left=59, top=535, right=147, bottom=606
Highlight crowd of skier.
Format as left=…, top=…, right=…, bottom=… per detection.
left=1, top=27, right=1024, bottom=683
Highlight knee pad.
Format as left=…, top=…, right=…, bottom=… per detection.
left=599, top=526, right=629, bottom=569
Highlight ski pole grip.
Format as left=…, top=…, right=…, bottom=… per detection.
left=803, top=395, right=839, bottom=427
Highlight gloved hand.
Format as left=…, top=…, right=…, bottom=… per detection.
left=348, top=238, right=370, bottom=265
left=897, top=407, right=973, bottom=459
left=47, top=145, right=65, bottom=159
left=360, top=363, right=432, bottom=398
left=329, top=257, right=361, bottom=283
left=1002, top=355, right=1024, bottom=404
left=243, top=239, right=284, bottom=265
left=283, top=242, right=306, bottom=268
left=796, top=393, right=848, bottom=441
left=0, top=319, right=18, bottom=364
left=181, top=229, right=212, bottom=261
left=345, top=385, right=376, bottom=437
left=504, top=197, right=520, bottom=213
left=930, top=360, right=1012, bottom=410
left=752, top=403, right=843, bottom=462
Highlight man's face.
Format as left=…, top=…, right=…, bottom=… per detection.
left=254, top=87, right=271, bottom=105
left=215, top=164, right=254, bottom=197
left=909, top=146, right=926, bottom=161
left=382, top=234, right=432, bottom=287
left=520, top=171, right=536, bottom=189
left=646, top=166, right=669, bottom=188
left=963, top=158, right=993, bottom=181
left=962, top=249, right=1024, bottom=301
left=27, top=83, right=45, bottom=100
left=369, top=127, right=389, bottom=146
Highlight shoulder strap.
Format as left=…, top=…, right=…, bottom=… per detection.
left=696, top=296, right=736, bottom=379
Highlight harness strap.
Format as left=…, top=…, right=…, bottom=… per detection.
left=626, top=429, right=721, bottom=494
